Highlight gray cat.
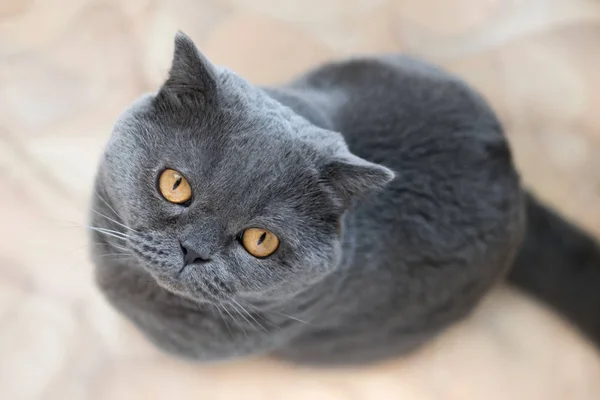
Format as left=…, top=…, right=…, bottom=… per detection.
left=91, top=32, right=599, bottom=365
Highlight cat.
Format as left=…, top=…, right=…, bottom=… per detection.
left=90, top=32, right=599, bottom=365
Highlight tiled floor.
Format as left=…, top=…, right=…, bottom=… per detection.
left=2, top=0, right=600, bottom=399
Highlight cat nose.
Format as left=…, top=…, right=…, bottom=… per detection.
left=180, top=241, right=211, bottom=265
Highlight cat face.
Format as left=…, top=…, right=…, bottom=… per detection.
left=92, top=32, right=393, bottom=304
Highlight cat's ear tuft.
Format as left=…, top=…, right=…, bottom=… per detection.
left=320, top=153, right=395, bottom=207
left=158, top=31, right=218, bottom=107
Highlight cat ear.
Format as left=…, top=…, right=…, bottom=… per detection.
left=158, top=31, right=218, bottom=107
left=320, top=152, right=395, bottom=207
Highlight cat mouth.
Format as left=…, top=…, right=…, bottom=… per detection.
left=177, top=263, right=189, bottom=277
left=126, top=242, right=231, bottom=303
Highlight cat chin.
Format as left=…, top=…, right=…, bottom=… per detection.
left=166, top=284, right=216, bottom=304
left=150, top=272, right=217, bottom=303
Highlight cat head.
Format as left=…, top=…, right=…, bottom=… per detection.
left=92, top=32, right=394, bottom=304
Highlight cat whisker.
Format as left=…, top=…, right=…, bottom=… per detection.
left=214, top=302, right=234, bottom=340
left=88, top=226, right=131, bottom=238
left=88, top=226, right=130, bottom=241
left=270, top=310, right=312, bottom=326
left=242, top=301, right=311, bottom=326
left=111, top=244, right=131, bottom=252
left=91, top=209, right=140, bottom=233
left=91, top=241, right=131, bottom=253
left=238, top=302, right=280, bottom=330
left=55, top=220, right=86, bottom=229
left=231, top=299, right=268, bottom=333
left=222, top=303, right=247, bottom=337
left=95, top=253, right=134, bottom=259
left=93, top=190, right=120, bottom=218
left=228, top=300, right=261, bottom=333
left=93, top=226, right=130, bottom=237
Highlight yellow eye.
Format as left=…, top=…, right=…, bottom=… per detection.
left=242, top=228, right=279, bottom=258
left=158, top=169, right=192, bottom=204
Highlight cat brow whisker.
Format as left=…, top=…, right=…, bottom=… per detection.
left=91, top=209, right=140, bottom=233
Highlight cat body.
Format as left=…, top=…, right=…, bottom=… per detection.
left=91, top=33, right=595, bottom=365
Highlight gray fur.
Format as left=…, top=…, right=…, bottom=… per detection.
left=91, top=32, right=525, bottom=365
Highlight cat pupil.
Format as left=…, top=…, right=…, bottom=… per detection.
left=257, top=232, right=267, bottom=246
left=172, top=177, right=182, bottom=191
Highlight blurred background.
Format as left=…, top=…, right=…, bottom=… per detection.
left=1, top=0, right=600, bottom=399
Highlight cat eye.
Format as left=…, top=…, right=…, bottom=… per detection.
left=241, top=228, right=280, bottom=258
left=158, top=169, right=192, bottom=205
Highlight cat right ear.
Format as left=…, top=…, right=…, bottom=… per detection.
left=157, top=31, right=218, bottom=108
left=320, top=152, right=395, bottom=208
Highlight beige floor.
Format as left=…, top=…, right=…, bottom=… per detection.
left=2, top=0, right=600, bottom=399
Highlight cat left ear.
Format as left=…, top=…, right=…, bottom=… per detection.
left=320, top=152, right=395, bottom=207
left=158, top=31, right=218, bottom=107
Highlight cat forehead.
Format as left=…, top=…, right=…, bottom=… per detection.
left=113, top=74, right=318, bottom=154
left=118, top=71, right=303, bottom=133
left=108, top=93, right=319, bottom=178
